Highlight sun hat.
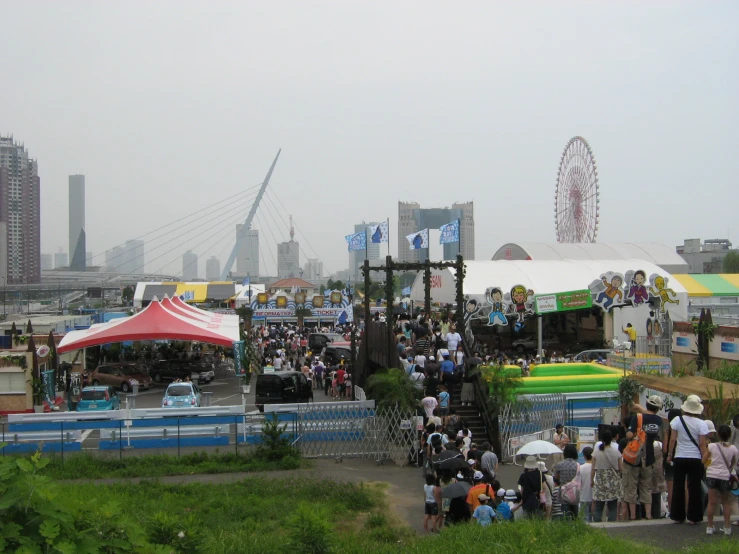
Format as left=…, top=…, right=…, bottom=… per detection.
left=537, top=461, right=549, bottom=473
left=681, top=394, right=704, bottom=415
left=467, top=459, right=476, bottom=466
left=705, top=420, right=716, bottom=433
left=428, top=355, right=435, bottom=361
left=647, top=395, right=664, bottom=408
left=473, top=471, right=484, bottom=480
left=524, top=456, right=538, bottom=470
left=478, top=493, right=490, bottom=501
left=505, top=489, right=517, bottom=501
left=456, top=472, right=465, bottom=479
left=497, top=488, right=506, bottom=497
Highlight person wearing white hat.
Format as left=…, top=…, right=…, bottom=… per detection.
left=538, top=461, right=555, bottom=520
left=667, top=394, right=708, bottom=524
left=705, top=420, right=717, bottom=442
left=518, top=456, right=544, bottom=517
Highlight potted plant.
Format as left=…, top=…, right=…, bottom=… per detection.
left=31, top=377, right=46, bottom=413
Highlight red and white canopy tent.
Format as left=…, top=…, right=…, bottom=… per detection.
left=57, top=296, right=240, bottom=353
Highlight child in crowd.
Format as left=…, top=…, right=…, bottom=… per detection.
left=423, top=474, right=441, bottom=533
left=472, top=494, right=497, bottom=526
left=495, top=488, right=513, bottom=521
left=580, top=446, right=594, bottom=522
left=550, top=475, right=564, bottom=520
left=506, top=490, right=523, bottom=521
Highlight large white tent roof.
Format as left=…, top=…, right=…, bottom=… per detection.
left=492, top=242, right=688, bottom=273
left=410, top=259, right=688, bottom=306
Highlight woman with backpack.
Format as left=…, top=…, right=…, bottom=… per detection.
left=553, top=444, right=581, bottom=519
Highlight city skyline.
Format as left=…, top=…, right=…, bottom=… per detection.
left=2, top=3, right=737, bottom=278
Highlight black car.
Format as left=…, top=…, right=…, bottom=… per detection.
left=255, top=371, right=313, bottom=412
left=308, top=332, right=345, bottom=352
left=151, top=360, right=212, bottom=384
left=322, top=346, right=352, bottom=366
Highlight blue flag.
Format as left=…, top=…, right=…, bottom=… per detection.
left=346, top=231, right=367, bottom=251
left=406, top=229, right=429, bottom=250
left=402, top=286, right=411, bottom=296
left=370, top=221, right=389, bottom=243
left=439, top=220, right=460, bottom=244
left=242, top=276, right=250, bottom=286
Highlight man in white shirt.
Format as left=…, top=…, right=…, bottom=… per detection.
left=446, top=327, right=462, bottom=352
left=422, top=394, right=438, bottom=418
left=415, top=354, right=427, bottom=369
left=273, top=357, right=283, bottom=370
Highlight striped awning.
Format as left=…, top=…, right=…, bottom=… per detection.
left=672, top=274, right=739, bottom=297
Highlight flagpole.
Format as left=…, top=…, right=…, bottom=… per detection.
left=386, top=217, right=391, bottom=260
left=458, top=218, right=461, bottom=257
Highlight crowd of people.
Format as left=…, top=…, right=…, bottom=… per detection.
left=420, top=392, right=739, bottom=532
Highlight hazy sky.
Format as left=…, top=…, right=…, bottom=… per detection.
left=2, top=1, right=737, bottom=278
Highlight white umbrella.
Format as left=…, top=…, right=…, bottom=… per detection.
left=515, top=440, right=562, bottom=457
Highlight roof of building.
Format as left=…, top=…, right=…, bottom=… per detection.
left=671, top=274, right=739, bottom=297
left=493, top=242, right=688, bottom=270
left=268, top=278, right=316, bottom=289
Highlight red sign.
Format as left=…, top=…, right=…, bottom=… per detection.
left=430, top=275, right=442, bottom=288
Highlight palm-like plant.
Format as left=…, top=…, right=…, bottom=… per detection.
left=365, top=368, right=421, bottom=411
left=295, top=307, right=312, bottom=328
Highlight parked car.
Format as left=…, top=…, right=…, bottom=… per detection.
left=511, top=336, right=556, bottom=354
left=162, top=382, right=201, bottom=408
left=322, top=345, right=352, bottom=366
left=255, top=371, right=313, bottom=412
left=572, top=349, right=614, bottom=362
left=308, top=333, right=345, bottom=352
left=151, top=360, right=211, bottom=384
left=90, top=364, right=152, bottom=392
left=76, top=386, right=120, bottom=411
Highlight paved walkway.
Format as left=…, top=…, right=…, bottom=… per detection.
left=78, top=458, right=739, bottom=546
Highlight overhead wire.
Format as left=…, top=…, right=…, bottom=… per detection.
left=90, top=181, right=264, bottom=267
left=254, top=211, right=278, bottom=275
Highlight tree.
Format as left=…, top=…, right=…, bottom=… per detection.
left=365, top=368, right=421, bottom=411
left=480, top=365, right=522, bottom=457
left=723, top=251, right=739, bottom=273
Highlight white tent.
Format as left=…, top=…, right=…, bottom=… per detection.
left=233, top=284, right=266, bottom=307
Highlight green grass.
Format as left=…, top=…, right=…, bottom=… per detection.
left=41, top=450, right=305, bottom=479
left=51, top=476, right=737, bottom=554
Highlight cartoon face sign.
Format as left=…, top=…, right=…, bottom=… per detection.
left=589, top=272, right=625, bottom=312
left=257, top=292, right=269, bottom=306
left=276, top=296, right=288, bottom=308
left=312, top=295, right=324, bottom=309
left=330, top=291, right=342, bottom=305
left=294, top=292, right=306, bottom=305
left=648, top=274, right=679, bottom=313
left=625, top=269, right=649, bottom=307
left=504, top=285, right=535, bottom=330
left=484, top=287, right=508, bottom=327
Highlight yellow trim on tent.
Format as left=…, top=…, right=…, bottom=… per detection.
left=722, top=274, right=739, bottom=289
left=671, top=274, right=712, bottom=297
left=174, top=283, right=209, bottom=302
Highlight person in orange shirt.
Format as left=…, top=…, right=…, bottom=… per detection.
left=466, top=471, right=495, bottom=515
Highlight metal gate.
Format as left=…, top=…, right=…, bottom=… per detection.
left=293, top=401, right=417, bottom=465
left=500, top=393, right=566, bottom=460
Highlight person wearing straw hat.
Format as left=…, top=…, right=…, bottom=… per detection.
left=667, top=394, right=709, bottom=524
left=518, top=456, right=544, bottom=517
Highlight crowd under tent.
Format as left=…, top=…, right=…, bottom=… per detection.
left=409, top=259, right=688, bottom=355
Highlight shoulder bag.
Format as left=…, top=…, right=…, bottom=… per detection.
left=679, top=415, right=704, bottom=461
left=560, top=462, right=582, bottom=505
left=715, top=444, right=739, bottom=491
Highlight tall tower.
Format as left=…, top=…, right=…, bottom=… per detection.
left=0, top=136, right=41, bottom=284
left=277, top=215, right=300, bottom=279
left=205, top=256, right=221, bottom=281
left=182, top=250, right=198, bottom=280
left=69, top=174, right=86, bottom=270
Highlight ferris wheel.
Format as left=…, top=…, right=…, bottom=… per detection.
left=555, top=136, right=600, bottom=243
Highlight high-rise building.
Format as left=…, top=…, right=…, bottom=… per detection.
left=41, top=253, right=53, bottom=270
left=677, top=238, right=739, bottom=274
left=54, top=251, right=68, bottom=269
left=0, top=136, right=41, bottom=284
left=349, top=222, right=381, bottom=283
left=304, top=259, right=323, bottom=282
left=182, top=250, right=198, bottom=280
left=86, top=251, right=93, bottom=266
left=277, top=240, right=300, bottom=279
left=105, top=246, right=126, bottom=272
left=120, top=240, right=145, bottom=274
left=205, top=256, right=221, bottom=281
left=68, top=174, right=86, bottom=270
left=235, top=224, right=259, bottom=278
left=397, top=201, right=475, bottom=263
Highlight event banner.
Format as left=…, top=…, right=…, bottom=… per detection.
left=534, top=290, right=592, bottom=315
left=232, top=341, right=245, bottom=375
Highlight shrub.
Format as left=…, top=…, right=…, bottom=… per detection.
left=286, top=502, right=333, bottom=554
left=148, top=511, right=204, bottom=554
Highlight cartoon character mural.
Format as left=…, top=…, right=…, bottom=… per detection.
left=590, top=272, right=625, bottom=312
left=484, top=287, right=508, bottom=326
left=625, top=270, right=649, bottom=307
left=649, top=275, right=679, bottom=313
left=506, top=285, right=535, bottom=332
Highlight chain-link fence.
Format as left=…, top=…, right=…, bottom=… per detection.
left=293, top=402, right=417, bottom=465
left=500, top=393, right=566, bottom=461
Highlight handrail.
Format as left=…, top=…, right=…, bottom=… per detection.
left=471, top=371, right=496, bottom=445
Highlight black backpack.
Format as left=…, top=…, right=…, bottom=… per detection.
left=430, top=433, right=443, bottom=449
